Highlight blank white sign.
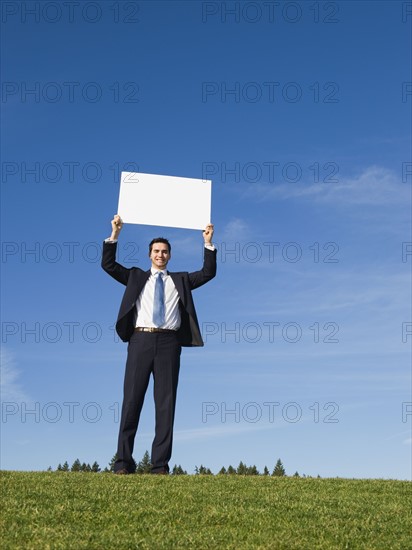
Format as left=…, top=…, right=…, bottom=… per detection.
left=117, top=172, right=212, bottom=230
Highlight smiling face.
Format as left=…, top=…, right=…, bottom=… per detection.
left=149, top=242, right=171, bottom=270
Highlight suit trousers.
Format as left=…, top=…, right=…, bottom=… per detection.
left=114, top=331, right=181, bottom=473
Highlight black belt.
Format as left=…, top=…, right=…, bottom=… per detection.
left=135, top=327, right=177, bottom=334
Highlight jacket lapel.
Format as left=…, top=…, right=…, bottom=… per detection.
left=131, top=270, right=151, bottom=304
left=169, top=273, right=185, bottom=305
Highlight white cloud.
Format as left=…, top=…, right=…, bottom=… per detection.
left=385, top=430, right=412, bottom=442
left=244, top=166, right=411, bottom=206
left=246, top=268, right=411, bottom=317
left=173, top=422, right=278, bottom=442
left=220, top=218, right=251, bottom=242
left=0, top=349, right=30, bottom=403
left=133, top=423, right=273, bottom=444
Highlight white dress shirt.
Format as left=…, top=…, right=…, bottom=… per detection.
left=135, top=268, right=181, bottom=330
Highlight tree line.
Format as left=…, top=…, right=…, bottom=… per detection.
left=50, top=452, right=312, bottom=477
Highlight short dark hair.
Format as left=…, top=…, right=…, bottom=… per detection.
left=149, top=238, right=171, bottom=254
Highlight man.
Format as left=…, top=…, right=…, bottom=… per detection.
left=102, top=214, right=217, bottom=474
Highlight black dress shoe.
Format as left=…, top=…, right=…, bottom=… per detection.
left=151, top=468, right=169, bottom=475
left=114, top=468, right=130, bottom=475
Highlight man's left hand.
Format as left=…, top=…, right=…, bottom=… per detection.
left=203, top=224, right=214, bottom=244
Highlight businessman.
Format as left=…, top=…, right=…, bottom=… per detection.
left=102, top=214, right=217, bottom=474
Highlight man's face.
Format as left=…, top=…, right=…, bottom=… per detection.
left=149, top=242, right=171, bottom=270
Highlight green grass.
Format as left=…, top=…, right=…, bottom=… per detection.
left=1, top=472, right=411, bottom=549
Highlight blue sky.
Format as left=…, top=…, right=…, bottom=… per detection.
left=1, top=0, right=411, bottom=479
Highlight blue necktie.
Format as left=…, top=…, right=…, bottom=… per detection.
left=153, top=272, right=165, bottom=326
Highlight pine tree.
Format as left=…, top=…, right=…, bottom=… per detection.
left=218, top=466, right=227, bottom=475
left=91, top=461, right=100, bottom=473
left=293, top=471, right=300, bottom=477
left=80, top=462, right=90, bottom=472
left=172, top=464, right=187, bottom=475
left=57, top=463, right=62, bottom=471
left=272, top=458, right=286, bottom=477
left=71, top=459, right=81, bottom=472
left=247, top=465, right=259, bottom=476
left=237, top=461, right=247, bottom=475
left=197, top=465, right=213, bottom=475
left=263, top=466, right=270, bottom=476
left=108, top=453, right=118, bottom=473
left=62, top=461, right=69, bottom=472
left=227, top=465, right=236, bottom=475
left=136, top=450, right=152, bottom=474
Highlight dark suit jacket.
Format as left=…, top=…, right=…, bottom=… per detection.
left=102, top=241, right=217, bottom=346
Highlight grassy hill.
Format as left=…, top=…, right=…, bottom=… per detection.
left=1, top=471, right=411, bottom=549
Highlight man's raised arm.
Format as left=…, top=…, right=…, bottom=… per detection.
left=189, top=224, right=217, bottom=289
left=106, top=214, right=123, bottom=242
left=101, top=214, right=130, bottom=285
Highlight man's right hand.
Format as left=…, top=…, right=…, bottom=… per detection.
left=109, top=214, right=123, bottom=241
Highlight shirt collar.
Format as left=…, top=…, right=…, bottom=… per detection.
left=150, top=267, right=168, bottom=277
